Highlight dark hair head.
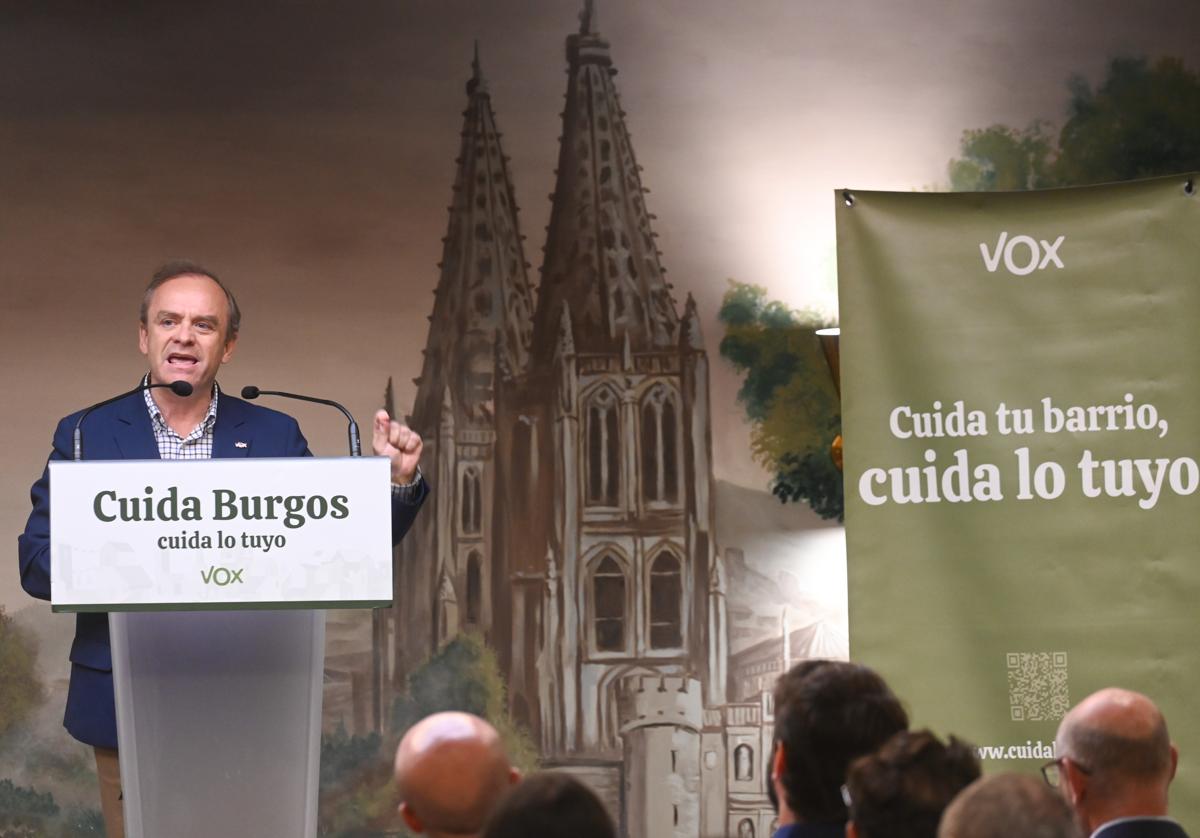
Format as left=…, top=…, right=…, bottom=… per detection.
left=482, top=772, right=615, bottom=838
left=140, top=260, right=241, bottom=340
left=845, top=729, right=981, bottom=838
left=772, top=660, right=909, bottom=823
left=938, top=773, right=1080, bottom=838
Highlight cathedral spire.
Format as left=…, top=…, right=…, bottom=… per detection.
left=680, top=293, right=705, bottom=350
left=413, top=43, right=534, bottom=430
left=579, top=0, right=596, bottom=35
left=530, top=6, right=679, bottom=362
left=383, top=376, right=396, bottom=418
left=468, top=40, right=487, bottom=95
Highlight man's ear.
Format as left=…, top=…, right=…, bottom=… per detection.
left=399, top=801, right=424, bottom=834
left=509, top=767, right=522, bottom=786
left=221, top=333, right=238, bottom=364
left=1062, top=758, right=1089, bottom=804
left=772, top=741, right=786, bottom=779
left=1169, top=744, right=1179, bottom=782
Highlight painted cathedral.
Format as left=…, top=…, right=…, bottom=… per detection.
left=390, top=6, right=783, bottom=836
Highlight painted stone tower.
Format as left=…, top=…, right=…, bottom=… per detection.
left=394, top=45, right=534, bottom=687
left=491, top=2, right=726, bottom=760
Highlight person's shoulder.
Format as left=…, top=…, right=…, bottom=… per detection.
left=218, top=394, right=301, bottom=429
left=55, top=390, right=145, bottom=433
left=1094, top=817, right=1190, bottom=838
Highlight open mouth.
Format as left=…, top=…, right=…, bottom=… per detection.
left=167, top=353, right=199, bottom=368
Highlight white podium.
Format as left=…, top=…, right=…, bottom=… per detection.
left=50, top=457, right=393, bottom=838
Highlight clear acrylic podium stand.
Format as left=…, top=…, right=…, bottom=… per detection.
left=109, top=609, right=326, bottom=837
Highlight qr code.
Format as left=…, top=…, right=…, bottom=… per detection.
left=1006, top=652, right=1069, bottom=722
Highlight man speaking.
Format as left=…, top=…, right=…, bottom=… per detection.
left=17, top=262, right=429, bottom=837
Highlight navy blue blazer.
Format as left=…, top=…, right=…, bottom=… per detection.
left=1095, top=818, right=1191, bottom=838
left=17, top=388, right=428, bottom=748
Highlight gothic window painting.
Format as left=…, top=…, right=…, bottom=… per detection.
left=466, top=551, right=482, bottom=626
left=461, top=465, right=482, bottom=534
left=641, top=385, right=681, bottom=505
left=587, top=387, right=621, bottom=506
left=649, top=551, right=683, bottom=649
left=734, top=744, right=754, bottom=781
left=592, top=554, right=628, bottom=652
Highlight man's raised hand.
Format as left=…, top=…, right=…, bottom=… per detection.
left=372, top=409, right=423, bottom=484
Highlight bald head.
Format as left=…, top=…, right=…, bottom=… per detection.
left=1055, top=688, right=1177, bottom=830
left=395, top=712, right=517, bottom=838
left=1058, top=688, right=1174, bottom=785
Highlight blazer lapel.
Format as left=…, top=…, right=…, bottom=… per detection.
left=112, top=392, right=161, bottom=460
left=213, top=392, right=252, bottom=458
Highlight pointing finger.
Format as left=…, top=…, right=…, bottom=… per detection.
left=372, top=409, right=392, bottom=453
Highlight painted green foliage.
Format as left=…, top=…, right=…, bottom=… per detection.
left=0, top=609, right=103, bottom=835
left=391, top=632, right=537, bottom=771
left=0, top=778, right=104, bottom=836
left=0, top=607, right=44, bottom=739
left=718, top=281, right=843, bottom=520
left=949, top=122, right=1056, bottom=191
left=318, top=633, right=537, bottom=837
left=949, top=56, right=1200, bottom=190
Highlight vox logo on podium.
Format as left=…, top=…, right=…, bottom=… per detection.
left=979, top=232, right=1065, bottom=276
left=201, top=566, right=244, bottom=586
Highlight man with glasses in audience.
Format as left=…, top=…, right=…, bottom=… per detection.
left=1042, top=688, right=1187, bottom=838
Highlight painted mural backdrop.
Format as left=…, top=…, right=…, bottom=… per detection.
left=1, top=1, right=1198, bottom=835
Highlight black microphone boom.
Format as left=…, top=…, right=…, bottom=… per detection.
left=241, top=386, right=361, bottom=456
left=73, top=380, right=193, bottom=460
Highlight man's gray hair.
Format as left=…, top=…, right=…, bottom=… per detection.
left=938, top=774, right=1079, bottom=838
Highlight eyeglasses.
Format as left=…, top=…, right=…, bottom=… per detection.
left=1040, top=757, right=1091, bottom=787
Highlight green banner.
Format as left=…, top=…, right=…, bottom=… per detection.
left=838, top=175, right=1200, bottom=816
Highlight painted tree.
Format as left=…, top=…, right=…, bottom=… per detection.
left=948, top=56, right=1200, bottom=189
left=392, top=632, right=536, bottom=770
left=0, top=607, right=44, bottom=741
left=1055, top=56, right=1200, bottom=185
left=718, top=281, right=843, bottom=520
left=319, top=633, right=537, bottom=836
left=948, top=122, right=1056, bottom=191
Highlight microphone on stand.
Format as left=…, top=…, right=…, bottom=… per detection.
left=240, top=386, right=361, bottom=456
left=74, top=380, right=193, bottom=460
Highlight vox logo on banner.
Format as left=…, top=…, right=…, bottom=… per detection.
left=979, top=232, right=1065, bottom=275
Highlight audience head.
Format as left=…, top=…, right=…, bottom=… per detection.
left=771, top=659, right=909, bottom=824
left=1052, top=687, right=1177, bottom=833
left=939, top=773, right=1080, bottom=838
left=394, top=712, right=519, bottom=838
left=845, top=729, right=981, bottom=838
left=481, top=771, right=615, bottom=838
